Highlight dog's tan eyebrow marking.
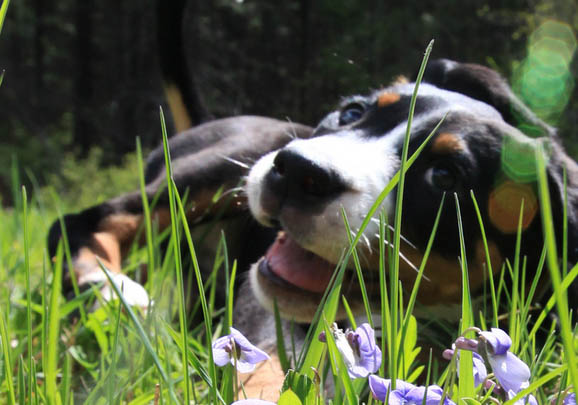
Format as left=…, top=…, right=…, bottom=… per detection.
left=431, top=132, right=465, bottom=154
left=377, top=91, right=401, bottom=107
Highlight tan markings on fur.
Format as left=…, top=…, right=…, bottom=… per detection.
left=73, top=209, right=170, bottom=284
left=392, top=75, right=409, bottom=85
left=98, top=213, right=143, bottom=244
left=488, top=181, right=538, bottom=234
left=165, top=84, right=192, bottom=133
left=474, top=239, right=502, bottom=278
left=71, top=185, right=244, bottom=286
left=399, top=239, right=502, bottom=304
left=238, top=353, right=285, bottom=401
left=431, top=133, right=465, bottom=154
left=377, top=92, right=401, bottom=107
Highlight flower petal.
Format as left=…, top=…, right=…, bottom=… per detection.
left=454, top=336, right=479, bottom=352
left=563, top=393, right=576, bottom=405
left=212, top=335, right=233, bottom=367
left=507, top=390, right=538, bottom=405
left=240, top=345, right=270, bottom=365
left=480, top=328, right=511, bottom=355
left=488, top=352, right=531, bottom=393
left=212, top=347, right=232, bottom=367
left=472, top=352, right=488, bottom=387
left=348, top=365, right=370, bottom=379
left=405, top=386, right=431, bottom=404
left=406, top=385, right=455, bottom=405
left=368, top=375, right=391, bottom=401
left=235, top=359, right=257, bottom=373
left=230, top=327, right=259, bottom=352
left=394, top=379, right=417, bottom=396
left=388, top=390, right=407, bottom=405
left=355, top=323, right=382, bottom=375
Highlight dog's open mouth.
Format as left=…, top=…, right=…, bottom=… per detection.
left=259, top=231, right=336, bottom=293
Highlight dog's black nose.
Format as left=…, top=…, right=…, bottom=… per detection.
left=263, top=149, right=345, bottom=211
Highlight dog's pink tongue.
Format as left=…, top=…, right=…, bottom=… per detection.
left=266, top=232, right=335, bottom=293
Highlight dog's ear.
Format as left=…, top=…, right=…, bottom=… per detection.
left=421, top=59, right=555, bottom=138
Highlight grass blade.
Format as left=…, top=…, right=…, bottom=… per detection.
left=470, top=191, right=499, bottom=327
left=389, top=39, right=434, bottom=386
left=136, top=137, right=156, bottom=298
left=97, top=259, right=178, bottom=403
left=535, top=141, right=578, bottom=390
left=46, top=242, right=63, bottom=405
left=455, top=193, right=475, bottom=398
left=0, top=303, right=16, bottom=404
left=341, top=208, right=373, bottom=327
left=274, top=299, right=291, bottom=373
left=322, top=319, right=358, bottom=404
left=22, top=187, right=35, bottom=403
left=0, top=0, right=10, bottom=36
left=159, top=107, right=191, bottom=404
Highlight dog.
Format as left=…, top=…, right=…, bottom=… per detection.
left=48, top=59, right=578, bottom=398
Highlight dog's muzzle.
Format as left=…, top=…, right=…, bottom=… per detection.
left=259, top=149, right=347, bottom=224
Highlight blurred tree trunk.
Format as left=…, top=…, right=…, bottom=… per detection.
left=297, top=0, right=311, bottom=118
left=33, top=0, right=45, bottom=99
left=157, top=0, right=209, bottom=131
left=74, top=0, right=95, bottom=156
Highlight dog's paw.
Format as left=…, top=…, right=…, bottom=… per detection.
left=79, top=269, right=151, bottom=312
left=99, top=273, right=151, bottom=311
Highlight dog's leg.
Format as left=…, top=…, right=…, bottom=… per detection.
left=48, top=117, right=312, bottom=305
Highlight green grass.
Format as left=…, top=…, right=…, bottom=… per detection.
left=0, top=39, right=577, bottom=404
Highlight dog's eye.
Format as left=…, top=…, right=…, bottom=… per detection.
left=338, top=103, right=366, bottom=126
left=427, top=165, right=458, bottom=190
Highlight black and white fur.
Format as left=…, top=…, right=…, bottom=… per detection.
left=48, top=60, right=578, bottom=370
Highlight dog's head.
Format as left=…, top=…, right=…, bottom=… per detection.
left=245, top=60, right=578, bottom=322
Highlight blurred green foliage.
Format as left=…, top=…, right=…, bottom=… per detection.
left=0, top=0, right=576, bottom=206
left=36, top=148, right=140, bottom=212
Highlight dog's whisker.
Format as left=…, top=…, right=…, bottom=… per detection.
left=283, top=129, right=297, bottom=140
left=361, top=234, right=372, bottom=254
left=369, top=221, right=418, bottom=251
left=371, top=234, right=430, bottom=281
left=398, top=251, right=430, bottom=281
left=219, top=154, right=252, bottom=169
left=399, top=233, right=418, bottom=250
left=283, top=117, right=300, bottom=139
left=373, top=233, right=393, bottom=247
left=215, top=186, right=247, bottom=202
left=348, top=229, right=372, bottom=252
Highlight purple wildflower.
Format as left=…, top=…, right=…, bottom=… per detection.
left=506, top=388, right=537, bottom=405
left=563, top=392, right=576, bottom=405
left=326, top=323, right=381, bottom=379
left=450, top=328, right=535, bottom=404
left=442, top=345, right=487, bottom=387
left=212, top=327, right=270, bottom=373
left=368, top=376, right=455, bottom=405
left=477, top=328, right=531, bottom=394
left=368, top=376, right=414, bottom=403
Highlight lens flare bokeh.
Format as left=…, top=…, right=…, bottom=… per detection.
left=513, top=20, right=576, bottom=127
left=488, top=180, right=539, bottom=234
left=492, top=20, right=575, bottom=225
